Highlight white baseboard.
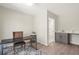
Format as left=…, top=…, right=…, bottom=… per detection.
left=37, top=40, right=48, bottom=46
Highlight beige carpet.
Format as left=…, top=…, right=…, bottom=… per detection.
left=37, top=42, right=79, bottom=55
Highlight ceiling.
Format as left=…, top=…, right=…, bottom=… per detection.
left=0, top=3, right=40, bottom=16
left=0, top=3, right=79, bottom=16
left=38, top=3, right=79, bottom=15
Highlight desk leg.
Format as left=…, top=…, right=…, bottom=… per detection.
left=1, top=44, right=3, bottom=55
left=30, top=39, right=32, bottom=47
left=36, top=41, right=38, bottom=50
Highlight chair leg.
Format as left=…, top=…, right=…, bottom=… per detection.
left=36, top=43, right=38, bottom=50
left=24, top=44, right=26, bottom=50
left=21, top=45, right=23, bottom=48
left=13, top=46, right=15, bottom=54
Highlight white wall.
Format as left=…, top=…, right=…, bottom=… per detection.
left=0, top=7, right=33, bottom=40
left=0, top=8, right=3, bottom=40
left=38, top=3, right=79, bottom=33
left=50, top=4, right=79, bottom=33
left=0, top=6, right=48, bottom=46
left=0, top=9, right=1, bottom=39
left=57, top=13, right=79, bottom=33
left=33, top=8, right=48, bottom=46
left=33, top=9, right=57, bottom=46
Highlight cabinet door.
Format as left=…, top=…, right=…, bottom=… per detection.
left=55, top=33, right=68, bottom=44
left=60, top=33, right=68, bottom=44
left=70, top=34, right=79, bottom=45
left=55, top=33, right=62, bottom=43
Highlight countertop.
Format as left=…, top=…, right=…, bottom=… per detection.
left=55, top=32, right=79, bottom=35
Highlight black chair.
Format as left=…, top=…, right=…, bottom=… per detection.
left=30, top=35, right=37, bottom=50
left=13, top=31, right=26, bottom=54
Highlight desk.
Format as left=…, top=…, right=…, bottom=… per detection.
left=0, top=36, right=37, bottom=55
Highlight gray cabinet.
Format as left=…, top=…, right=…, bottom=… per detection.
left=55, top=32, right=69, bottom=44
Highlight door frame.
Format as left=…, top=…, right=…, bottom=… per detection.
left=47, top=17, right=55, bottom=45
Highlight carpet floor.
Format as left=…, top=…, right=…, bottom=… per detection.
left=0, top=43, right=46, bottom=55
left=38, top=42, right=79, bottom=55
left=1, top=42, right=79, bottom=55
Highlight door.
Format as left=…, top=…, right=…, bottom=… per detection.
left=48, top=17, right=55, bottom=44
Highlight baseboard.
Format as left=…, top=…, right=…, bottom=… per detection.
left=37, top=40, right=48, bottom=46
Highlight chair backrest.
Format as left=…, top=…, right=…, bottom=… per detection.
left=13, top=31, right=23, bottom=41
left=30, top=35, right=37, bottom=42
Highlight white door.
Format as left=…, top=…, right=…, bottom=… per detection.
left=48, top=17, right=55, bottom=44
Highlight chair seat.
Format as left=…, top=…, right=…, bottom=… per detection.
left=14, top=41, right=25, bottom=46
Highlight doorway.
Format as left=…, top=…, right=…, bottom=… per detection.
left=48, top=17, right=55, bottom=44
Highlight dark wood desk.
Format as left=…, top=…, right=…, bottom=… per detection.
left=0, top=36, right=37, bottom=55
